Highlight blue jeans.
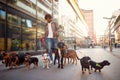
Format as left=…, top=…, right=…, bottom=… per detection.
left=46, top=38, right=58, bottom=61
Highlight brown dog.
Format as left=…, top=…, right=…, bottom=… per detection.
left=64, top=50, right=79, bottom=65
left=24, top=55, right=38, bottom=71
left=2, top=52, right=18, bottom=68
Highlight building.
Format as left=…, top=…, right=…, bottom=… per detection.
left=82, top=9, right=96, bottom=47
left=103, top=9, right=120, bottom=48
left=112, top=9, right=120, bottom=47
left=59, top=0, right=89, bottom=48
left=0, top=0, right=89, bottom=51
left=0, top=0, right=58, bottom=51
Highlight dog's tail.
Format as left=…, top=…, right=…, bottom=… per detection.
left=77, top=56, right=80, bottom=60
left=75, top=51, right=80, bottom=60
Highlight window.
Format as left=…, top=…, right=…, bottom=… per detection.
left=26, top=19, right=32, bottom=28
left=0, top=9, right=6, bottom=51
left=0, top=10, right=6, bottom=20
left=18, top=16, right=21, bottom=26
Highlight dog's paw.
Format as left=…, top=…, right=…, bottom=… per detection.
left=43, top=66, right=45, bottom=68
left=89, top=72, right=91, bottom=74
left=47, top=66, right=49, bottom=69
left=58, top=65, right=60, bottom=68
left=61, top=67, right=64, bottom=69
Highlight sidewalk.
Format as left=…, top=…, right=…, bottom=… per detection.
left=106, top=48, right=120, bottom=58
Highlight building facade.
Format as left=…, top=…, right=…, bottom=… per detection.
left=112, top=10, right=120, bottom=47
left=59, top=0, right=89, bottom=48
left=0, top=0, right=89, bottom=51
left=0, top=0, right=58, bottom=51
left=103, top=9, right=120, bottom=48
left=82, top=9, right=96, bottom=47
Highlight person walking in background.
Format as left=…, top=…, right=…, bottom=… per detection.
left=41, top=35, right=46, bottom=49
left=26, top=42, right=30, bottom=51
left=44, top=14, right=59, bottom=64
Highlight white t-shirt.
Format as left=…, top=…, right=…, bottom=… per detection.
left=47, top=22, right=53, bottom=38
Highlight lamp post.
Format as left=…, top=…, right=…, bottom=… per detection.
left=108, top=20, right=112, bottom=52
left=103, top=16, right=116, bottom=52
left=36, top=0, right=38, bottom=51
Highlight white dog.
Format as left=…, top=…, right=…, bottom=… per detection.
left=42, top=53, right=50, bottom=69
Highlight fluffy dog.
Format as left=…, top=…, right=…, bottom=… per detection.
left=42, top=53, right=50, bottom=69
left=89, top=60, right=110, bottom=72
left=24, top=55, right=38, bottom=71
left=79, top=56, right=91, bottom=74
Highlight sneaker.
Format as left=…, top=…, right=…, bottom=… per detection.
left=50, top=60, right=53, bottom=64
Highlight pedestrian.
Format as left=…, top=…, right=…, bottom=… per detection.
left=41, top=35, right=46, bottom=49
left=44, top=14, right=59, bottom=64
left=74, top=44, right=76, bottom=50
left=26, top=42, right=30, bottom=51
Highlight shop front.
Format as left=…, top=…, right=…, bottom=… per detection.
left=0, top=2, right=45, bottom=52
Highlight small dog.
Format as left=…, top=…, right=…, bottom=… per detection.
left=89, top=60, right=110, bottom=72
left=79, top=56, right=91, bottom=74
left=42, top=53, right=50, bottom=69
left=24, top=55, right=38, bottom=71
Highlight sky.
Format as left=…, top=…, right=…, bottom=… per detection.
left=78, top=0, right=120, bottom=35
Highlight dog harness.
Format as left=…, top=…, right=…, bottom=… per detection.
left=96, top=63, right=101, bottom=67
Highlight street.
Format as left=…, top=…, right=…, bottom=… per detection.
left=0, top=47, right=120, bottom=80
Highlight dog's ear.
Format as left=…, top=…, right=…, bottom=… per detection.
left=2, top=52, right=6, bottom=56
left=47, top=54, right=49, bottom=56
left=103, top=60, right=108, bottom=63
left=88, top=57, right=91, bottom=60
left=86, top=56, right=91, bottom=60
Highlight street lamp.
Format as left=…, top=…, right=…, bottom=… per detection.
left=36, top=0, right=38, bottom=51
left=103, top=16, right=116, bottom=52
left=109, top=20, right=112, bottom=52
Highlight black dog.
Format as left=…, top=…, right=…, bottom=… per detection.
left=89, top=60, right=110, bottom=72
left=53, top=42, right=65, bottom=69
left=79, top=56, right=91, bottom=74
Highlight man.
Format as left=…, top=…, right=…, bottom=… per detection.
left=44, top=14, right=59, bottom=64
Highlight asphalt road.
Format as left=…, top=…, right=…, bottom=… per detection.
left=0, top=48, right=120, bottom=80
